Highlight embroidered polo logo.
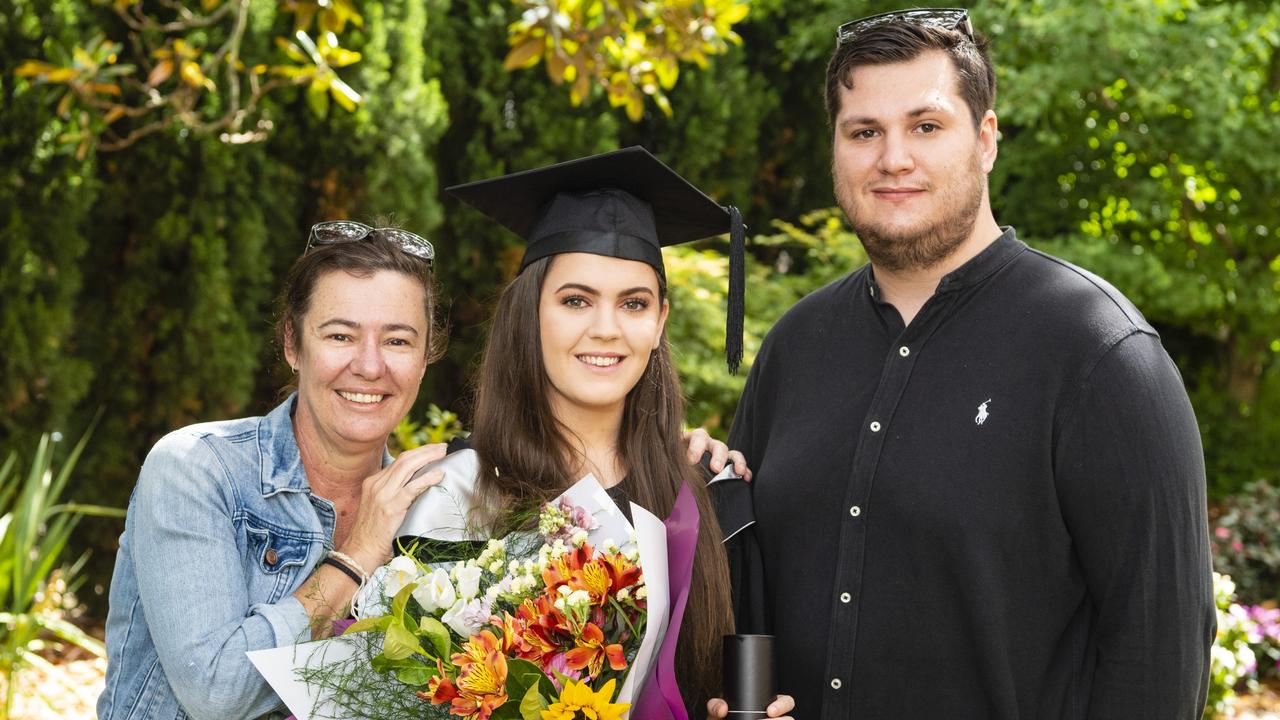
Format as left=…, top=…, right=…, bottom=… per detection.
left=975, top=399, right=992, bottom=426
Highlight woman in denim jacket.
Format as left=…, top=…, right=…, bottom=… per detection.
left=97, top=225, right=452, bottom=720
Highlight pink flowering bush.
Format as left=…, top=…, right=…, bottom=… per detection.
left=1208, top=574, right=1280, bottom=718
left=1210, top=480, right=1280, bottom=605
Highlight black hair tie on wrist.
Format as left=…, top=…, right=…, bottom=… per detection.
left=322, top=556, right=363, bottom=586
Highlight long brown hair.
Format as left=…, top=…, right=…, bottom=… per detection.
left=470, top=255, right=734, bottom=708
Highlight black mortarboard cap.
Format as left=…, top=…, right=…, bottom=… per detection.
left=446, top=146, right=747, bottom=373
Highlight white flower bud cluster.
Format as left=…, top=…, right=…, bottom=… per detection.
left=553, top=585, right=593, bottom=623
left=476, top=538, right=507, bottom=576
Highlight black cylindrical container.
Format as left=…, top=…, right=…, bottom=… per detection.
left=723, top=634, right=775, bottom=718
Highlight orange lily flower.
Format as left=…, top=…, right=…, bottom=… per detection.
left=426, top=630, right=509, bottom=719
left=563, top=621, right=627, bottom=679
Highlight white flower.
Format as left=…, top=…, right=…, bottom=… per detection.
left=411, top=568, right=457, bottom=614
left=554, top=588, right=592, bottom=622
left=570, top=528, right=589, bottom=547
left=602, top=539, right=620, bottom=554
left=636, top=585, right=648, bottom=600
left=442, top=597, right=492, bottom=638
left=476, top=539, right=505, bottom=569
left=616, top=587, right=630, bottom=602
left=381, top=555, right=422, bottom=598
left=455, top=564, right=483, bottom=601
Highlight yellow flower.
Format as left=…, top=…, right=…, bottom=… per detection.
left=541, top=677, right=630, bottom=720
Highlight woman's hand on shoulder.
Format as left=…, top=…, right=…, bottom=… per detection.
left=340, top=443, right=448, bottom=571
left=706, top=694, right=795, bottom=719
left=682, top=428, right=752, bottom=482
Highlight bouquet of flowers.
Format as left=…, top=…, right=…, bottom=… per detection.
left=250, top=461, right=699, bottom=720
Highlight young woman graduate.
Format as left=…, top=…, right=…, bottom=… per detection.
left=445, top=147, right=795, bottom=719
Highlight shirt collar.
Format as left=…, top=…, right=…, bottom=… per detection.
left=866, top=226, right=1024, bottom=300
left=935, top=226, right=1024, bottom=294
left=257, top=393, right=396, bottom=498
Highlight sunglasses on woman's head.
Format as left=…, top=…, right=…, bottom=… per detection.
left=836, top=7, right=974, bottom=46
left=306, top=220, right=435, bottom=264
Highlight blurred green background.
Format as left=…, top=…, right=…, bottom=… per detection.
left=2, top=0, right=1278, bottom=613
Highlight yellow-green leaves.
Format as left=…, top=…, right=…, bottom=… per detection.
left=10, top=1, right=366, bottom=154
left=152, top=40, right=214, bottom=91
left=281, top=0, right=365, bottom=35
left=504, top=0, right=751, bottom=122
left=274, top=30, right=364, bottom=118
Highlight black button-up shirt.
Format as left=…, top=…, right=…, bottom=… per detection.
left=721, top=229, right=1215, bottom=718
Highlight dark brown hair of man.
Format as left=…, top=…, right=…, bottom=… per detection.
left=470, top=255, right=735, bottom=710
left=275, top=231, right=447, bottom=372
left=825, top=21, right=996, bottom=132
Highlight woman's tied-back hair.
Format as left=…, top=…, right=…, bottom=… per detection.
left=825, top=20, right=995, bottom=132
left=469, top=254, right=735, bottom=709
left=274, top=225, right=447, bottom=370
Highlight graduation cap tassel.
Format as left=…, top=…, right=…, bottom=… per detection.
left=726, top=205, right=745, bottom=374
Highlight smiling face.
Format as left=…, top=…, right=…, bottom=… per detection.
left=537, top=253, right=669, bottom=422
left=832, top=50, right=998, bottom=272
left=284, top=269, right=429, bottom=454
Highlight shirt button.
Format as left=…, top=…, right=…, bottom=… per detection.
left=899, top=345, right=910, bottom=357
left=265, top=548, right=279, bottom=565
left=849, top=505, right=862, bottom=517
left=831, top=678, right=843, bottom=690
left=869, top=421, right=881, bottom=432
left=840, top=592, right=852, bottom=603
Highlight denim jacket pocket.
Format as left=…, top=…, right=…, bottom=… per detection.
left=242, top=516, right=315, bottom=602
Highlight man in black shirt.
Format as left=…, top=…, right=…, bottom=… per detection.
left=709, top=9, right=1215, bottom=719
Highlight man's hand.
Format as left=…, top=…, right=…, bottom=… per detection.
left=706, top=694, right=795, bottom=719
left=682, top=428, right=752, bottom=482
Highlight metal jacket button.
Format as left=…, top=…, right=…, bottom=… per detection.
left=265, top=548, right=279, bottom=565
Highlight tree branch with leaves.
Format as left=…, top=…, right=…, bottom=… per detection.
left=12, top=0, right=367, bottom=158
left=503, top=0, right=750, bottom=121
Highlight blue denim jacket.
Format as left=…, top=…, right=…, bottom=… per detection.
left=98, top=395, right=373, bottom=720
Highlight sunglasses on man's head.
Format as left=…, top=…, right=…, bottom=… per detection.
left=836, top=7, right=974, bottom=46
left=306, top=220, right=435, bottom=264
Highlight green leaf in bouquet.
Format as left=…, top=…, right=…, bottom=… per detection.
left=503, top=658, right=556, bottom=716
left=518, top=681, right=548, bottom=720
left=402, top=611, right=420, bottom=635
left=343, top=615, right=393, bottom=635
left=382, top=621, right=423, bottom=661
left=394, top=662, right=439, bottom=687
left=391, top=582, right=415, bottom=620
left=490, top=703, right=522, bottom=720
left=418, top=616, right=452, bottom=658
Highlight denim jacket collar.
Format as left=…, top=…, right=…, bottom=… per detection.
left=257, top=393, right=395, bottom=498
left=259, top=393, right=308, bottom=498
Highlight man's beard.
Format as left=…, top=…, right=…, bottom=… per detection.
left=834, top=150, right=985, bottom=273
